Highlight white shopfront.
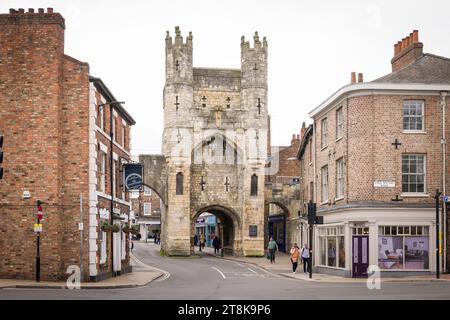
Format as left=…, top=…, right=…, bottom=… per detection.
left=313, top=207, right=437, bottom=278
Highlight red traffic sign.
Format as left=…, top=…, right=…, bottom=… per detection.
left=37, top=205, right=43, bottom=220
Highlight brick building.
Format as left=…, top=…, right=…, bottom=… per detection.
left=130, top=186, right=162, bottom=240
left=303, top=30, right=450, bottom=277
left=0, top=8, right=135, bottom=281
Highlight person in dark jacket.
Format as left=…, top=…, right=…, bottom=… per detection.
left=212, top=235, right=221, bottom=254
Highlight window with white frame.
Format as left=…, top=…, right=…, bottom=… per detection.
left=100, top=152, right=106, bottom=192
left=144, top=186, right=152, bottom=196
left=336, top=158, right=344, bottom=199
left=378, top=225, right=429, bottom=270
left=143, top=202, right=151, bottom=216
left=321, top=165, right=329, bottom=203
left=402, top=154, right=425, bottom=193
left=99, top=230, right=107, bottom=264
left=321, top=118, right=328, bottom=148
left=336, top=107, right=343, bottom=139
left=319, top=226, right=345, bottom=268
left=121, top=124, right=126, bottom=147
left=97, top=104, right=104, bottom=131
left=403, top=100, right=424, bottom=131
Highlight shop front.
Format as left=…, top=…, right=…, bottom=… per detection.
left=313, top=208, right=436, bottom=278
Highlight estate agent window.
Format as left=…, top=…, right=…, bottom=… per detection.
left=319, top=226, right=345, bottom=268
left=402, top=154, right=425, bottom=193
left=403, top=100, right=424, bottom=131
left=378, top=225, right=429, bottom=270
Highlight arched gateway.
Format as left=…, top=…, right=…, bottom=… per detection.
left=140, top=27, right=269, bottom=257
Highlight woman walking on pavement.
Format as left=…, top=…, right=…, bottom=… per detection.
left=267, top=237, right=278, bottom=263
left=290, top=243, right=300, bottom=273
left=301, top=243, right=310, bottom=273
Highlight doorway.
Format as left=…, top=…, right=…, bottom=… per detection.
left=352, top=235, right=369, bottom=278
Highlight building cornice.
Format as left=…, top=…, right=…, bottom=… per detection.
left=309, top=83, right=450, bottom=118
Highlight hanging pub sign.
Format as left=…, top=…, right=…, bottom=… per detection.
left=123, top=163, right=143, bottom=191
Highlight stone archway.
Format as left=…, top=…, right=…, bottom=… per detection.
left=192, top=205, right=241, bottom=256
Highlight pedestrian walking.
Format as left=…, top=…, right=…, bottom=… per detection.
left=212, top=235, right=221, bottom=254
left=131, top=240, right=134, bottom=251
left=199, top=233, right=205, bottom=251
left=301, top=243, right=310, bottom=273
left=267, top=237, right=278, bottom=263
left=290, top=243, right=300, bottom=273
left=194, top=234, right=198, bottom=246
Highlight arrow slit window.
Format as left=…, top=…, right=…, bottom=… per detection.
left=250, top=174, right=258, bottom=196
left=176, top=172, right=184, bottom=195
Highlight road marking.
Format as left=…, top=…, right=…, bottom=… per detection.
left=236, top=263, right=245, bottom=268
left=248, top=268, right=258, bottom=274
left=211, top=267, right=226, bottom=279
left=130, top=253, right=171, bottom=282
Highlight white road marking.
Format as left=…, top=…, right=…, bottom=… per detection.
left=130, top=253, right=171, bottom=282
left=247, top=268, right=258, bottom=274
left=211, top=266, right=226, bottom=279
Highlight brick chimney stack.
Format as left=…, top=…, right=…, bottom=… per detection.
left=391, top=30, right=423, bottom=72
left=357, top=73, right=363, bottom=83
left=300, top=122, right=306, bottom=139
left=350, top=72, right=356, bottom=84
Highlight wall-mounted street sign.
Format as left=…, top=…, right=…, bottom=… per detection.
left=123, top=163, right=143, bottom=191
left=374, top=180, right=395, bottom=188
left=444, top=195, right=449, bottom=203
left=34, top=223, right=42, bottom=233
left=249, top=225, right=257, bottom=237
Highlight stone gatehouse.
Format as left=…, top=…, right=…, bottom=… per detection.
left=140, top=27, right=269, bottom=256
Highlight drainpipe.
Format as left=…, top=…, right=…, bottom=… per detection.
left=440, top=91, right=447, bottom=272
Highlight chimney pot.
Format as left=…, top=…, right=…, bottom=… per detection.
left=28, top=8, right=34, bottom=13
left=351, top=72, right=356, bottom=83
left=18, top=8, right=25, bottom=14
left=412, top=30, right=419, bottom=42
left=9, top=9, right=16, bottom=14
left=402, top=37, right=408, bottom=49
left=47, top=7, right=53, bottom=13
left=38, top=8, right=44, bottom=13
left=358, top=73, right=363, bottom=83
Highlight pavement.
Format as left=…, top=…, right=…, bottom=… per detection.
left=0, top=253, right=163, bottom=290
left=198, top=246, right=450, bottom=283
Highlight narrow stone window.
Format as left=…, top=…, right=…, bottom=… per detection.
left=250, top=174, right=258, bottom=196
left=176, top=172, right=183, bottom=195
left=201, top=96, right=207, bottom=107
left=226, top=97, right=231, bottom=108
left=175, top=60, right=179, bottom=71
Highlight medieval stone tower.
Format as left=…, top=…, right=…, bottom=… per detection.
left=160, top=27, right=269, bottom=256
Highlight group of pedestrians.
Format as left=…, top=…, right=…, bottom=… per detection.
left=266, top=237, right=311, bottom=274
left=194, top=233, right=221, bottom=254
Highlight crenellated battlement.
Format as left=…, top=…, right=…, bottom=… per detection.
left=165, top=26, right=193, bottom=48
left=0, top=7, right=65, bottom=28
left=241, top=31, right=268, bottom=51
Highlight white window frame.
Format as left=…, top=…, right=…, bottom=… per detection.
left=100, top=151, right=106, bottom=193
left=143, top=202, right=152, bottom=216
left=321, top=165, right=329, bottom=203
left=321, top=118, right=328, bottom=149
left=336, top=107, right=344, bottom=140
left=144, top=186, right=152, bottom=196
left=403, top=100, right=425, bottom=133
left=401, top=154, right=426, bottom=195
left=98, top=104, right=104, bottom=131
left=336, top=158, right=344, bottom=199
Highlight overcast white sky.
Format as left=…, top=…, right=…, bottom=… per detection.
left=2, top=0, right=450, bottom=155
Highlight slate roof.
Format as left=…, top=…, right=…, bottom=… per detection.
left=372, top=53, right=450, bottom=84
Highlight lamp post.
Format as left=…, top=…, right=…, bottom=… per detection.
left=98, top=101, right=125, bottom=277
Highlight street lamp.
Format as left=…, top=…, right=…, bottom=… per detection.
left=98, top=101, right=125, bottom=277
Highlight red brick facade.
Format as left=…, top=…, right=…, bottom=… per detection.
left=0, top=8, right=135, bottom=281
